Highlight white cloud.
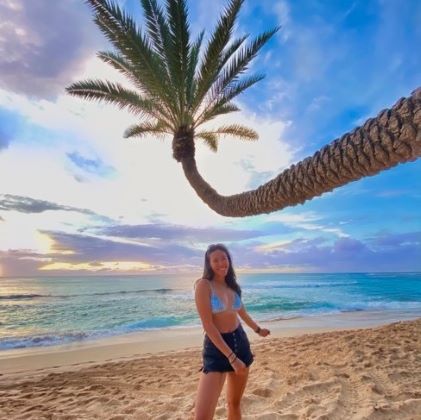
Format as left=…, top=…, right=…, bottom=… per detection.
left=273, top=0, right=292, bottom=42
left=263, top=211, right=349, bottom=238
left=0, top=51, right=298, bottom=252
left=195, top=101, right=296, bottom=193
left=0, top=208, right=91, bottom=252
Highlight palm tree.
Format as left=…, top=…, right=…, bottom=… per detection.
left=66, top=0, right=421, bottom=217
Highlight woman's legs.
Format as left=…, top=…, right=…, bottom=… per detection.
left=194, top=371, right=227, bottom=420
left=226, top=368, right=250, bottom=420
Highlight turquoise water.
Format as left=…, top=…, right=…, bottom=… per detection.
left=1, top=272, right=420, bottom=350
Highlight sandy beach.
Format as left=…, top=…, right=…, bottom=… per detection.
left=1, top=312, right=420, bottom=419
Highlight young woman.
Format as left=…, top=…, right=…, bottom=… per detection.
left=193, top=243, right=270, bottom=420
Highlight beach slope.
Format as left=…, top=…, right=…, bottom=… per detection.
left=0, top=318, right=420, bottom=419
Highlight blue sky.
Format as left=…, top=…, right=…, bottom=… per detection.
left=0, top=0, right=420, bottom=277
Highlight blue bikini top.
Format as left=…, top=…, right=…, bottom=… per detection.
left=208, top=280, right=242, bottom=314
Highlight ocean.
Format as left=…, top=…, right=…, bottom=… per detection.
left=1, top=272, right=420, bottom=351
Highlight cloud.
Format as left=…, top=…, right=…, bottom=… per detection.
left=0, top=0, right=298, bottom=229
left=232, top=233, right=421, bottom=273
left=91, top=222, right=261, bottom=243
left=367, top=231, right=421, bottom=249
left=253, top=236, right=328, bottom=254
left=375, top=189, right=416, bottom=198
left=42, top=230, right=200, bottom=262
left=0, top=194, right=97, bottom=215
left=0, top=0, right=102, bottom=98
left=273, top=0, right=292, bottom=42
left=263, top=211, right=349, bottom=238
left=0, top=249, right=46, bottom=277
left=0, top=69, right=297, bottom=228
left=0, top=0, right=419, bottom=278
left=188, top=0, right=228, bottom=39
left=332, top=237, right=368, bottom=254
left=258, top=0, right=421, bottom=161
left=195, top=100, right=297, bottom=194
left=2, top=225, right=419, bottom=277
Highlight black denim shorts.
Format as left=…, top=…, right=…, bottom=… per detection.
left=198, top=323, right=255, bottom=374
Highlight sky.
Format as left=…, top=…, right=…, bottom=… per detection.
left=0, top=0, right=420, bottom=277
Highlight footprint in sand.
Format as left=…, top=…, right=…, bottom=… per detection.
left=251, top=387, right=272, bottom=398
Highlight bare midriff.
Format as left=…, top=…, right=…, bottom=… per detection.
left=212, top=311, right=240, bottom=333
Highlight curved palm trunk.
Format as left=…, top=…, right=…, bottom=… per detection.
left=177, top=87, right=421, bottom=217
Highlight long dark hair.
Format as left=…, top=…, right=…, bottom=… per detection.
left=202, top=243, right=242, bottom=297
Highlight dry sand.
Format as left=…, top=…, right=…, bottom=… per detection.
left=0, top=315, right=420, bottom=419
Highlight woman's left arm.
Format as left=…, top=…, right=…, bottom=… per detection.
left=238, top=304, right=271, bottom=337
left=238, top=305, right=260, bottom=332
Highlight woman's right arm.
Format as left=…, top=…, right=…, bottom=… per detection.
left=194, top=279, right=234, bottom=359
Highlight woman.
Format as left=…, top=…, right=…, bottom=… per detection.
left=193, top=243, right=270, bottom=420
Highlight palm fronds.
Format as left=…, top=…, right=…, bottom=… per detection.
left=165, top=0, right=191, bottom=120
left=85, top=0, right=178, bottom=116
left=66, top=79, right=174, bottom=130
left=192, top=0, right=244, bottom=112
left=207, top=28, right=279, bottom=106
left=194, top=74, right=264, bottom=128
left=196, top=132, right=219, bottom=151
left=124, top=121, right=171, bottom=138
left=69, top=0, right=279, bottom=148
left=197, top=124, right=258, bottom=141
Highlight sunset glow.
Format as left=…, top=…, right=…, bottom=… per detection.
left=39, top=261, right=158, bottom=273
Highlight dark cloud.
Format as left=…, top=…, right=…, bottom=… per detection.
left=40, top=229, right=417, bottom=275
left=332, top=237, right=368, bottom=254
left=231, top=234, right=420, bottom=273
left=0, top=0, right=103, bottom=98
left=366, top=231, right=421, bottom=248
left=92, top=223, right=262, bottom=242
left=0, top=194, right=96, bottom=215
left=0, top=249, right=45, bottom=277
left=0, top=231, right=201, bottom=277
left=37, top=230, right=202, bottom=265
left=1, top=227, right=420, bottom=277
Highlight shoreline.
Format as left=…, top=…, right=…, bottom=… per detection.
left=1, top=309, right=419, bottom=378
